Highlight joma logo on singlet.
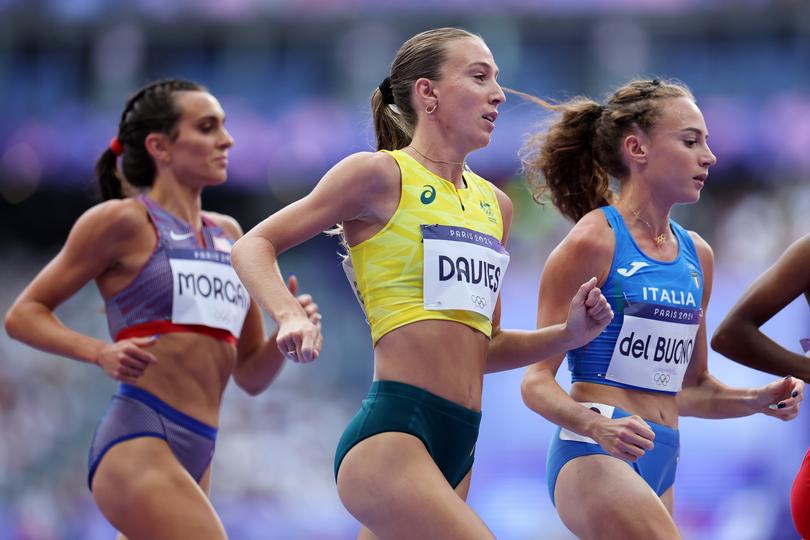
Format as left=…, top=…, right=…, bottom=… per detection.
left=617, top=261, right=650, bottom=277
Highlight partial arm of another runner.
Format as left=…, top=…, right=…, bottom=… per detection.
left=711, top=234, right=810, bottom=381
left=677, top=232, right=804, bottom=420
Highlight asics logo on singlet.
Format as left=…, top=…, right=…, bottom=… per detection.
left=170, top=230, right=195, bottom=241
left=420, top=185, right=437, bottom=204
left=617, top=261, right=650, bottom=277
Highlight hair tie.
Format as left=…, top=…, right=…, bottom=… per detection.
left=639, top=78, right=662, bottom=99
left=109, top=137, right=123, bottom=156
left=378, top=76, right=395, bottom=105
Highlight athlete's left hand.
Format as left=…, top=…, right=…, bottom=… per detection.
left=758, top=375, right=804, bottom=421
left=564, top=277, right=614, bottom=348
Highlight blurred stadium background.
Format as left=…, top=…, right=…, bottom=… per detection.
left=1, top=0, right=809, bottom=538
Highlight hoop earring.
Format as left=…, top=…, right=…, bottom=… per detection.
left=425, top=103, right=437, bottom=114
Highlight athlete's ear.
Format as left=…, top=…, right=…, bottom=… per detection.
left=623, top=132, right=648, bottom=165
left=414, top=77, right=438, bottom=115
left=145, top=132, right=172, bottom=165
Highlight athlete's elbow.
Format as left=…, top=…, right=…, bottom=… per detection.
left=710, top=319, right=736, bottom=357
left=521, top=370, right=543, bottom=412
left=230, top=237, right=249, bottom=273
left=233, top=369, right=266, bottom=396
left=4, top=303, right=25, bottom=342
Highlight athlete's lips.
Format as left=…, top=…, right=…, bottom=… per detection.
left=482, top=111, right=498, bottom=124
left=693, top=172, right=708, bottom=182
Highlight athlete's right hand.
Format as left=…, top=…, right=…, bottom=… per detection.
left=95, top=336, right=159, bottom=383
left=275, top=275, right=322, bottom=364
left=276, top=315, right=321, bottom=363
left=591, top=414, right=656, bottom=462
left=564, top=277, right=613, bottom=348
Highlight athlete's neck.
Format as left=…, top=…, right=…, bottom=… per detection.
left=148, top=178, right=204, bottom=230
left=616, top=188, right=672, bottom=240
left=405, top=135, right=467, bottom=188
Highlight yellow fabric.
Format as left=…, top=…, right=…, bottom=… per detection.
left=349, top=149, right=505, bottom=344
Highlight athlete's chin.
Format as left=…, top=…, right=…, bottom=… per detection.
left=208, top=173, right=229, bottom=186
left=469, top=133, right=492, bottom=151
left=675, top=191, right=701, bottom=205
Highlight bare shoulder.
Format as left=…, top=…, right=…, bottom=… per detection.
left=310, top=150, right=401, bottom=224
left=542, top=207, right=614, bottom=287
left=556, top=208, right=614, bottom=263
left=687, top=230, right=714, bottom=264
left=203, top=211, right=243, bottom=239
left=77, top=197, right=147, bottom=241
left=324, top=150, right=400, bottom=195
left=787, top=233, right=810, bottom=258
left=766, top=233, right=810, bottom=289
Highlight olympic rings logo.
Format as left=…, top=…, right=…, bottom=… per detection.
left=213, top=311, right=236, bottom=323
left=470, top=295, right=487, bottom=309
left=653, top=372, right=671, bottom=386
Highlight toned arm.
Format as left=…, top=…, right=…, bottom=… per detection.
left=520, top=212, right=615, bottom=434
left=711, top=234, right=810, bottom=381
left=231, top=151, right=398, bottom=362
left=4, top=199, right=157, bottom=371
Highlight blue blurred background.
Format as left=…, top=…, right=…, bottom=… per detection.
left=1, top=1, right=809, bottom=538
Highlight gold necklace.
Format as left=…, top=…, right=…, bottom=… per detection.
left=631, top=208, right=667, bottom=246
left=406, top=145, right=465, bottom=166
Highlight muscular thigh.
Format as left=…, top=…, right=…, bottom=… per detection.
left=338, top=432, right=493, bottom=540
left=555, top=455, right=680, bottom=540
left=92, top=438, right=225, bottom=540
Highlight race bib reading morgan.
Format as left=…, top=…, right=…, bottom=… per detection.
left=421, top=224, right=510, bottom=320
left=605, top=303, right=701, bottom=392
left=168, top=249, right=250, bottom=337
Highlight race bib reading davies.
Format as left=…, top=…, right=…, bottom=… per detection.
left=421, top=224, right=510, bottom=320
left=168, top=249, right=250, bottom=337
left=605, top=303, right=701, bottom=392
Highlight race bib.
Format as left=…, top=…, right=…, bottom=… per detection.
left=341, top=255, right=367, bottom=319
left=421, top=224, right=510, bottom=320
left=168, top=249, right=250, bottom=337
left=605, top=303, right=700, bottom=392
left=559, top=402, right=615, bottom=444
left=801, top=338, right=810, bottom=358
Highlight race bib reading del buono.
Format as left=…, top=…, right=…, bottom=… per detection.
left=421, top=224, right=510, bottom=320
left=605, top=302, right=701, bottom=392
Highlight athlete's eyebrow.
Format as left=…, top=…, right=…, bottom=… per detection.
left=681, top=127, right=708, bottom=139
left=468, top=61, right=500, bottom=77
